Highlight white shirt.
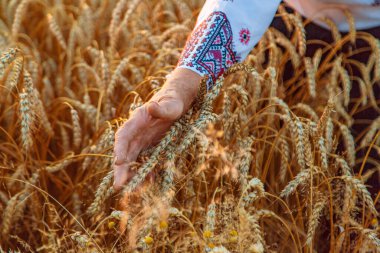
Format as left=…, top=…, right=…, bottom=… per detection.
left=176, top=0, right=380, bottom=89
left=288, top=0, right=380, bottom=30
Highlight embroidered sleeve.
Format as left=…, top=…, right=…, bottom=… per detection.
left=177, top=0, right=281, bottom=90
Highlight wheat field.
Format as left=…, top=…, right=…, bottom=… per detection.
left=0, top=0, right=379, bottom=252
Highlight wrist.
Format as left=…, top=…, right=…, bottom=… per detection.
left=165, top=68, right=202, bottom=111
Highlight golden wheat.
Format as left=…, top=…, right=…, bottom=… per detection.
left=0, top=1, right=378, bottom=252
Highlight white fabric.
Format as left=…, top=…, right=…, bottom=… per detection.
left=287, top=0, right=380, bottom=31
left=176, top=0, right=380, bottom=83
left=196, top=0, right=281, bottom=62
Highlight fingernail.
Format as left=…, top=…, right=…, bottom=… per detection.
left=113, top=175, right=121, bottom=191
left=113, top=182, right=120, bottom=191
left=114, top=156, right=124, bottom=165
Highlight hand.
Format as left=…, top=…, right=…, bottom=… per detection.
left=113, top=68, right=202, bottom=190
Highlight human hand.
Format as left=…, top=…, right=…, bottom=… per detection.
left=113, top=68, right=202, bottom=190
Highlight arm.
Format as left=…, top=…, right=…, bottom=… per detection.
left=177, top=0, right=281, bottom=90
left=113, top=0, right=281, bottom=190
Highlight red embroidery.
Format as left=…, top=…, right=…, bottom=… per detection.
left=177, top=12, right=239, bottom=90
left=239, top=28, right=251, bottom=45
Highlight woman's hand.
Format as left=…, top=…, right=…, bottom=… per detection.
left=113, top=68, right=202, bottom=190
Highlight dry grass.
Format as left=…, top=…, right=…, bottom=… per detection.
left=0, top=1, right=379, bottom=252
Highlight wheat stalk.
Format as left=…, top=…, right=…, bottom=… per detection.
left=11, top=0, right=30, bottom=37
left=341, top=175, right=377, bottom=216
left=47, top=13, right=67, bottom=50
left=306, top=195, right=327, bottom=246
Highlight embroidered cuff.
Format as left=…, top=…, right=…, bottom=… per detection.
left=177, top=11, right=240, bottom=90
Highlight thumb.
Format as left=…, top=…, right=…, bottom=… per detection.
left=147, top=100, right=183, bottom=120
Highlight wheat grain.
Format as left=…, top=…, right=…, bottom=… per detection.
left=339, top=123, right=355, bottom=167
left=323, top=17, right=341, bottom=43
left=306, top=195, right=327, bottom=246
left=193, top=129, right=209, bottom=174
left=294, top=103, right=319, bottom=122
left=341, top=175, right=377, bottom=216
left=0, top=47, right=19, bottom=77
left=71, top=191, right=82, bottom=218
left=70, top=100, right=99, bottom=126
left=23, top=70, right=53, bottom=136
left=335, top=157, right=352, bottom=176
left=46, top=155, right=74, bottom=173
left=325, top=117, right=334, bottom=153
left=3, top=172, right=38, bottom=236
left=70, top=108, right=82, bottom=149
left=357, top=78, right=368, bottom=106
left=304, top=57, right=316, bottom=98
left=360, top=116, right=380, bottom=148
left=60, top=125, right=70, bottom=152
left=241, top=178, right=264, bottom=207
left=160, top=159, right=176, bottom=194
left=344, top=9, right=356, bottom=44
left=275, top=36, right=300, bottom=68
left=87, top=170, right=114, bottom=216
left=367, top=36, right=380, bottom=81
left=341, top=183, right=356, bottom=226
left=279, top=135, right=290, bottom=183
left=1, top=192, right=21, bottom=236
left=317, top=97, right=335, bottom=138
left=280, top=167, right=313, bottom=198
left=79, top=3, right=94, bottom=44
left=237, top=137, right=254, bottom=186
left=11, top=0, right=29, bottom=37
left=10, top=235, right=33, bottom=253
left=107, top=57, right=130, bottom=97
left=304, top=125, right=314, bottom=170
left=99, top=51, right=109, bottom=88
left=112, top=0, right=141, bottom=56
left=316, top=136, right=328, bottom=171
left=239, top=208, right=265, bottom=253
left=109, top=0, right=128, bottom=54
left=335, top=99, right=353, bottom=126
left=267, top=32, right=279, bottom=67
left=362, top=229, right=380, bottom=249
left=160, top=24, right=190, bottom=41
left=289, top=13, right=306, bottom=56
left=5, top=56, right=23, bottom=90
left=338, top=66, right=351, bottom=107
left=312, top=48, right=323, bottom=72
left=47, top=13, right=67, bottom=50
left=70, top=232, right=90, bottom=248
left=294, top=116, right=306, bottom=169
left=206, top=202, right=216, bottom=232
left=19, top=90, right=33, bottom=151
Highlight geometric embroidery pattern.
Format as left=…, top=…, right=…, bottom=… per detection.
left=239, top=28, right=251, bottom=45
left=177, top=11, right=239, bottom=90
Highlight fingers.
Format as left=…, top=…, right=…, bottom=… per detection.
left=113, top=163, right=131, bottom=191
left=113, top=110, right=146, bottom=167
left=112, top=98, right=179, bottom=191
left=113, top=147, right=141, bottom=191
left=113, top=117, right=143, bottom=190
left=113, top=136, right=143, bottom=191
left=147, top=99, right=183, bottom=120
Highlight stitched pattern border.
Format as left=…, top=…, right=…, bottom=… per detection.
left=177, top=11, right=239, bottom=89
